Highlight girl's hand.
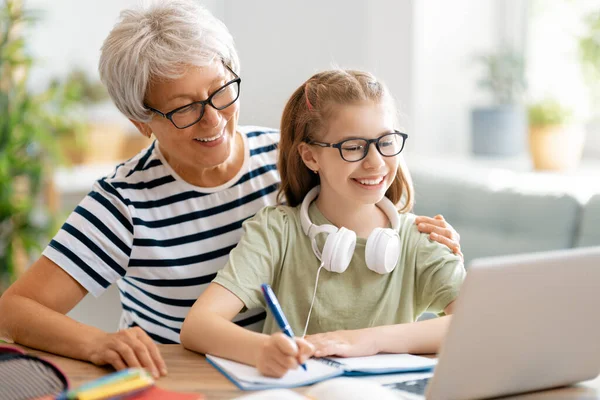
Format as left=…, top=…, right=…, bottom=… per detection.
left=305, top=328, right=378, bottom=358
left=415, top=214, right=464, bottom=261
left=87, top=327, right=167, bottom=379
left=256, top=333, right=314, bottom=378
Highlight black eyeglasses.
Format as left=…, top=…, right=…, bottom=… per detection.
left=145, top=64, right=241, bottom=129
left=308, top=131, right=408, bottom=162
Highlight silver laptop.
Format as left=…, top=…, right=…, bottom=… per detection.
left=383, top=246, right=600, bottom=400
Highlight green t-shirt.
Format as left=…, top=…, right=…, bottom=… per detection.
left=213, top=203, right=466, bottom=335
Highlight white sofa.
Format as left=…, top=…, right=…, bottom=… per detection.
left=410, top=159, right=600, bottom=264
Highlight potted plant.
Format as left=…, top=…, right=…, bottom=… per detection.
left=0, top=0, right=84, bottom=292
left=57, top=68, right=151, bottom=165
left=528, top=98, right=584, bottom=171
left=56, top=68, right=111, bottom=165
left=471, top=47, right=527, bottom=156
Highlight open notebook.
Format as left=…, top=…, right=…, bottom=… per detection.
left=206, top=353, right=437, bottom=391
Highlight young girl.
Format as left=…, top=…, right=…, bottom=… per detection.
left=180, top=69, right=465, bottom=378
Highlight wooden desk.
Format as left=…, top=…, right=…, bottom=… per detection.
left=16, top=345, right=600, bottom=400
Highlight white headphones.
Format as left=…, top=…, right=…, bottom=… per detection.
left=300, top=186, right=401, bottom=274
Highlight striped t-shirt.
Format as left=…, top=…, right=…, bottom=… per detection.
left=43, top=126, right=280, bottom=344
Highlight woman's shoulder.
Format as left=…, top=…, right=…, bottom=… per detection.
left=100, top=141, right=161, bottom=181
left=89, top=140, right=167, bottom=196
left=238, top=125, right=280, bottom=146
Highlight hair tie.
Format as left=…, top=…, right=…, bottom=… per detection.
left=304, top=84, right=313, bottom=111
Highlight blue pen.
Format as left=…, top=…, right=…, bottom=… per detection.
left=261, top=283, right=307, bottom=371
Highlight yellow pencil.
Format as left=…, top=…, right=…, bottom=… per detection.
left=70, top=368, right=150, bottom=396
left=76, top=375, right=154, bottom=400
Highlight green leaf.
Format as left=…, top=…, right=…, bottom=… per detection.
left=528, top=99, right=573, bottom=127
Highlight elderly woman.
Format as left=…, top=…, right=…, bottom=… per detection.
left=0, top=0, right=461, bottom=378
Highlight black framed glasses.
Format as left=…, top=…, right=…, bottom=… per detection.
left=308, top=131, right=408, bottom=162
left=145, top=64, right=241, bottom=129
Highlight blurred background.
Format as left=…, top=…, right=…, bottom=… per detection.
left=1, top=0, right=599, bottom=327
left=17, top=0, right=600, bottom=157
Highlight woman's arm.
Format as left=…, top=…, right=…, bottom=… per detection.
left=306, top=301, right=456, bottom=357
left=0, top=256, right=166, bottom=377
left=181, top=283, right=314, bottom=377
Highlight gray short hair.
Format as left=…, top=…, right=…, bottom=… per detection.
left=99, top=0, right=239, bottom=122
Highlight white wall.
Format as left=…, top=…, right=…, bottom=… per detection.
left=26, top=0, right=137, bottom=89
left=365, top=1, right=414, bottom=129
left=222, top=0, right=367, bottom=128
left=412, top=0, right=498, bottom=157
left=222, top=0, right=414, bottom=133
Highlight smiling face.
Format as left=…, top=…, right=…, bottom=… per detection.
left=131, top=62, right=241, bottom=185
left=302, top=102, right=401, bottom=209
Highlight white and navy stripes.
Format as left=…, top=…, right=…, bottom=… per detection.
left=43, top=126, right=280, bottom=343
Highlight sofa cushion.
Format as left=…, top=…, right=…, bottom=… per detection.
left=411, top=170, right=581, bottom=265
left=577, top=194, right=600, bottom=247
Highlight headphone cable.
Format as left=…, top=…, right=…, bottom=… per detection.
left=302, top=262, right=324, bottom=338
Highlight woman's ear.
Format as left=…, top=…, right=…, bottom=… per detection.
left=298, top=142, right=319, bottom=173
left=129, top=119, right=153, bottom=138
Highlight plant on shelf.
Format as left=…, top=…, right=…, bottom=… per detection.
left=527, top=98, right=584, bottom=171
left=0, top=0, right=85, bottom=292
left=61, top=68, right=109, bottom=106
left=475, top=47, right=527, bottom=105
left=57, top=68, right=110, bottom=164
left=471, top=46, right=528, bottom=157
left=528, top=99, right=573, bottom=128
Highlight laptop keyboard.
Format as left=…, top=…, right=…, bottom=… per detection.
left=384, top=377, right=431, bottom=395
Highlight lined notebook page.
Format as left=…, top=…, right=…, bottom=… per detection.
left=206, top=355, right=341, bottom=386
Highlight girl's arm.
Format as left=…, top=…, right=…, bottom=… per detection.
left=180, top=283, right=266, bottom=363
left=180, top=283, right=314, bottom=377
left=375, top=300, right=457, bottom=354
left=306, top=301, right=456, bottom=357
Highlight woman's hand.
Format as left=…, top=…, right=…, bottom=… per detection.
left=305, top=328, right=378, bottom=358
left=415, top=214, right=463, bottom=260
left=256, top=333, right=314, bottom=378
left=87, top=327, right=167, bottom=379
